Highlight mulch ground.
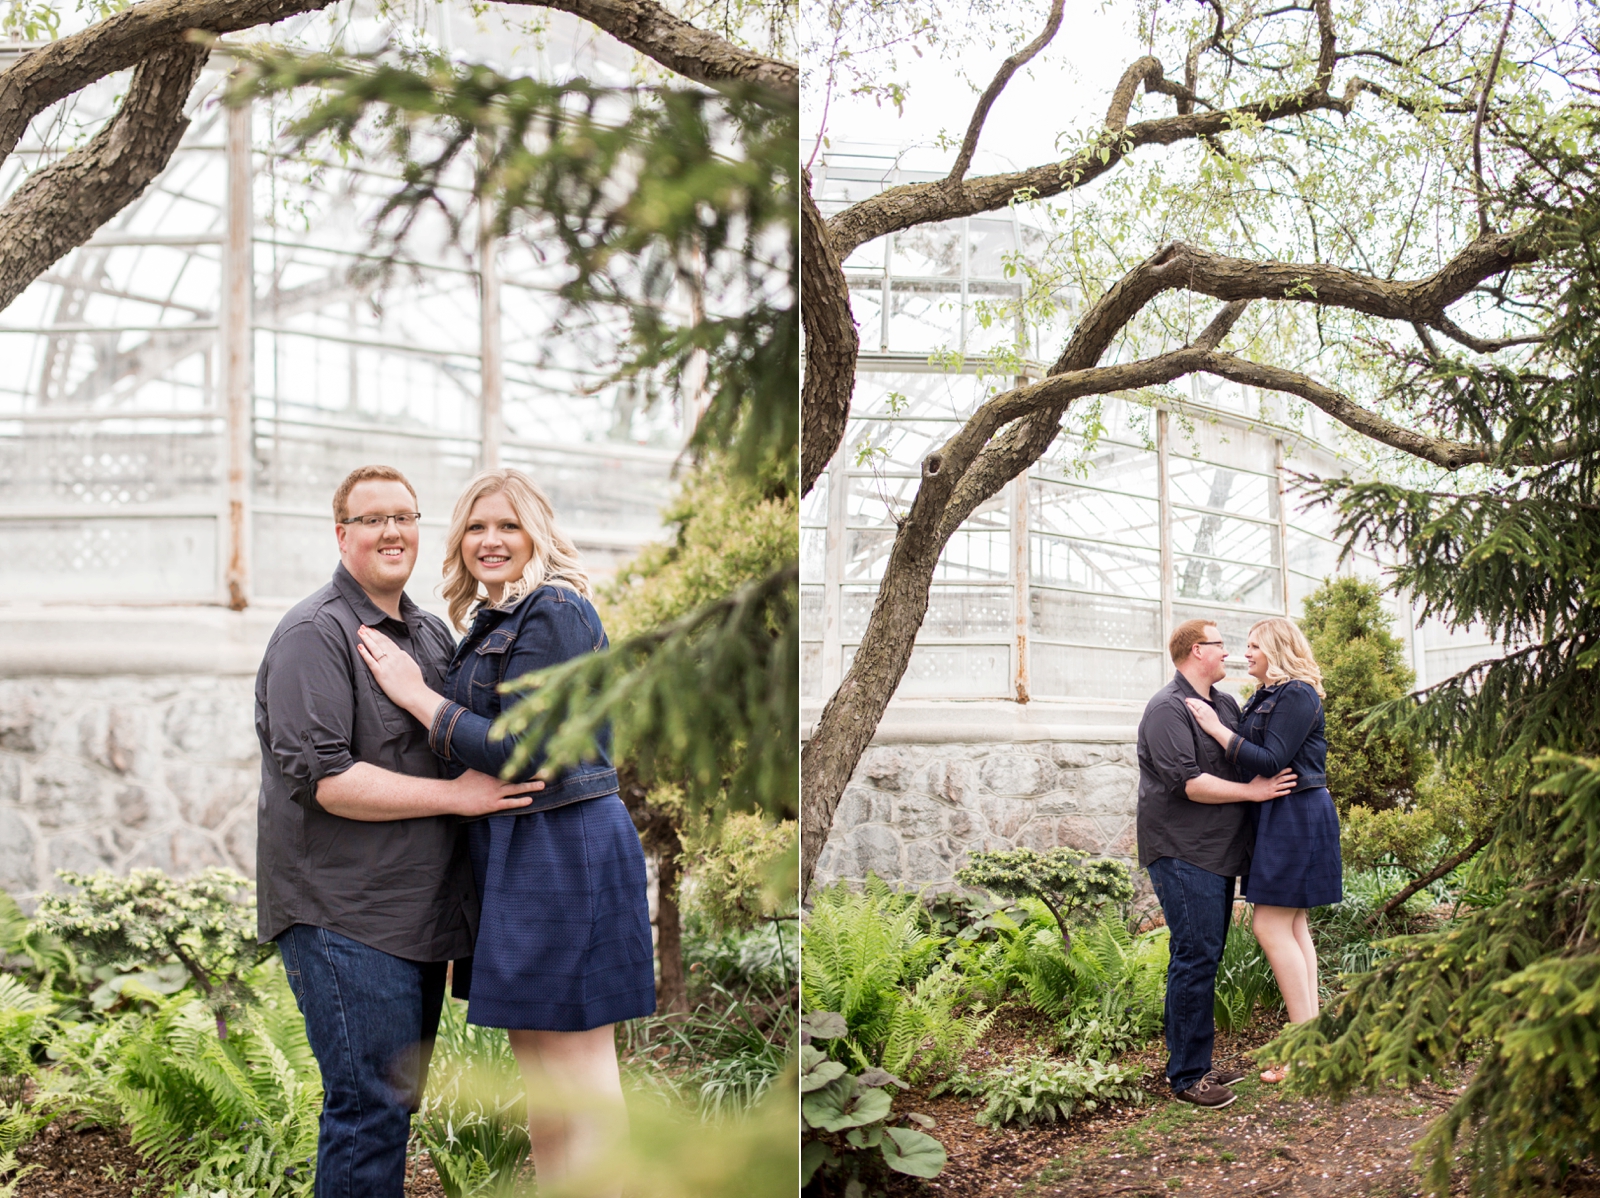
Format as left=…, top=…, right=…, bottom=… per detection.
left=876, top=1006, right=1600, bottom=1198
left=8, top=1119, right=451, bottom=1198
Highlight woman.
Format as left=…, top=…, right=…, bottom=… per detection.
left=356, top=468, right=654, bottom=1192
left=1185, top=616, right=1340, bottom=1083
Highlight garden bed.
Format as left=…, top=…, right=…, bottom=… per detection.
left=8, top=1120, right=451, bottom=1198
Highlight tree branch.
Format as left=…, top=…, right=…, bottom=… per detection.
left=827, top=80, right=1362, bottom=260
left=1370, top=825, right=1494, bottom=926
left=1473, top=0, right=1516, bottom=237
left=503, top=0, right=797, bottom=105
left=0, top=43, right=207, bottom=315
left=0, top=0, right=332, bottom=164
left=946, top=0, right=1064, bottom=184
left=801, top=172, right=858, bottom=496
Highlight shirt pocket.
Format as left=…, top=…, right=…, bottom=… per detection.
left=469, top=628, right=516, bottom=712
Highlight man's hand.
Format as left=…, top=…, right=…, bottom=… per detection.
left=315, top=762, right=543, bottom=822
left=448, top=770, right=543, bottom=817
left=1245, top=769, right=1298, bottom=802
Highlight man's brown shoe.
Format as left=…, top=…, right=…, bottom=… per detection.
left=1206, top=1067, right=1247, bottom=1087
left=1174, top=1078, right=1237, bottom=1109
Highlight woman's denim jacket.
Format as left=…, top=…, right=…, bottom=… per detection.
left=427, top=583, right=618, bottom=812
left=1225, top=678, right=1328, bottom=792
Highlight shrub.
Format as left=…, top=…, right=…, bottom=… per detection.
left=37, top=869, right=270, bottom=1038
left=933, top=1052, right=1144, bottom=1129
left=955, top=848, right=1134, bottom=958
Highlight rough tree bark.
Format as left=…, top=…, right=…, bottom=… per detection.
left=505, top=0, right=797, bottom=105
left=799, top=1, right=1548, bottom=892
left=619, top=766, right=688, bottom=1015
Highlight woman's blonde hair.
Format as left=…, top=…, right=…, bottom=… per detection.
left=441, top=468, right=591, bottom=631
left=1248, top=617, right=1325, bottom=698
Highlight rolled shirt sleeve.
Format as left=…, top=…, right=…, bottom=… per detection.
left=262, top=619, right=357, bottom=807
left=1144, top=696, right=1206, bottom=791
left=1226, top=682, right=1320, bottom=777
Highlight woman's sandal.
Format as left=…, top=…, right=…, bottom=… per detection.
left=1259, top=1066, right=1289, bottom=1084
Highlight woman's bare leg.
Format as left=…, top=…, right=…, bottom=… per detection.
left=1290, top=908, right=1319, bottom=1015
left=1250, top=904, right=1317, bottom=1023
left=507, top=1025, right=625, bottom=1197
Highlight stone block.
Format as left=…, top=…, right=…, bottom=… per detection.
left=0, top=684, right=46, bottom=754
left=846, top=824, right=901, bottom=881
left=166, top=765, right=254, bottom=831
left=0, top=810, right=37, bottom=894
left=28, top=762, right=103, bottom=829
left=171, top=828, right=226, bottom=873
left=979, top=796, right=1033, bottom=840
left=1015, top=815, right=1103, bottom=854
left=163, top=692, right=258, bottom=765
left=833, top=784, right=892, bottom=832
left=979, top=750, right=1048, bottom=796
left=113, top=785, right=152, bottom=831
left=1051, top=743, right=1095, bottom=769
left=905, top=837, right=956, bottom=883
left=927, top=758, right=978, bottom=806
left=224, top=818, right=258, bottom=879
left=1107, top=819, right=1138, bottom=858
left=46, top=830, right=117, bottom=880
left=79, top=706, right=149, bottom=776
left=894, top=794, right=947, bottom=840
left=946, top=807, right=985, bottom=843
left=859, top=748, right=910, bottom=793
left=1060, top=764, right=1139, bottom=814
left=0, top=756, right=19, bottom=806
left=1033, top=791, right=1082, bottom=817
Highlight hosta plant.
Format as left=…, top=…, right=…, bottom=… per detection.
left=933, top=1052, right=1145, bottom=1129
left=800, top=1012, right=944, bottom=1195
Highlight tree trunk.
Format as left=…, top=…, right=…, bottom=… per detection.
left=800, top=173, right=857, bottom=497
left=655, top=843, right=688, bottom=1016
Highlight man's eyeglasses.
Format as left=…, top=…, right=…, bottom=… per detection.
left=1196, top=639, right=1225, bottom=648
left=339, top=512, right=421, bottom=529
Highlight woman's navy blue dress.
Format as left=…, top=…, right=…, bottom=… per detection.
left=1226, top=678, right=1342, bottom=909
left=429, top=585, right=656, bottom=1032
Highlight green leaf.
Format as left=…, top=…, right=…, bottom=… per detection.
left=801, top=1078, right=893, bottom=1132
left=800, top=1045, right=848, bottom=1093
left=880, top=1126, right=947, bottom=1178
left=801, top=1010, right=848, bottom=1041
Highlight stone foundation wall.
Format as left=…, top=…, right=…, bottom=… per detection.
left=811, top=737, right=1141, bottom=891
left=0, top=676, right=259, bottom=906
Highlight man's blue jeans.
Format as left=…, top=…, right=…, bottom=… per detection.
left=1146, top=856, right=1235, bottom=1093
left=276, top=925, right=447, bottom=1198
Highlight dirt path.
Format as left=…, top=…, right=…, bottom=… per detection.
left=885, top=1011, right=1600, bottom=1198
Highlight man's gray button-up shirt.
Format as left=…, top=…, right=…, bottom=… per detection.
left=254, top=564, right=476, bottom=961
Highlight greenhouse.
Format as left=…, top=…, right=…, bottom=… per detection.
left=0, top=9, right=683, bottom=900
left=803, top=147, right=1496, bottom=889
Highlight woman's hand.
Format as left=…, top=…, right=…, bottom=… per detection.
left=357, top=626, right=444, bottom=726
left=1183, top=696, right=1231, bottom=745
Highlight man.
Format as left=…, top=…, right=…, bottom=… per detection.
left=255, top=465, right=542, bottom=1197
left=1135, top=619, right=1296, bottom=1109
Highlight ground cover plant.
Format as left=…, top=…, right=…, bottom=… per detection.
left=0, top=868, right=797, bottom=1198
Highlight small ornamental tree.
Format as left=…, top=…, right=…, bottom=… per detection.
left=1299, top=577, right=1431, bottom=814
left=37, top=868, right=270, bottom=1039
left=1299, top=578, right=1501, bottom=919
left=955, top=848, right=1134, bottom=959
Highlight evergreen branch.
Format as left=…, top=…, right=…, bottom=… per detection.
left=493, top=563, right=798, bottom=818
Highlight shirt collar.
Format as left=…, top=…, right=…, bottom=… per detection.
left=332, top=562, right=415, bottom=635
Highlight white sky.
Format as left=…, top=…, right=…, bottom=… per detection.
left=802, top=3, right=1154, bottom=176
